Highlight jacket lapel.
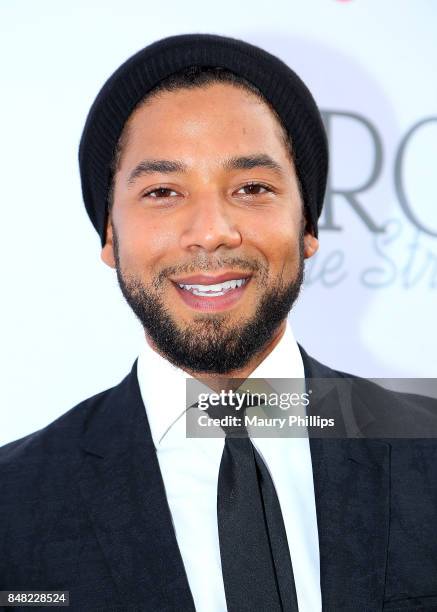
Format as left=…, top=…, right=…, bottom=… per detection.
left=76, top=360, right=195, bottom=610
left=299, top=345, right=391, bottom=610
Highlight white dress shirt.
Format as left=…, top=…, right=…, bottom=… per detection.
left=136, top=319, right=322, bottom=611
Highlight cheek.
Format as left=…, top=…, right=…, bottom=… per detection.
left=117, top=216, right=177, bottom=272
left=270, top=235, right=300, bottom=277
left=244, top=214, right=300, bottom=272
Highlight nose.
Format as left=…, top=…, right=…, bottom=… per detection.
left=179, top=192, right=242, bottom=253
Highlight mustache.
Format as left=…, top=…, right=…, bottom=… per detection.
left=154, top=256, right=267, bottom=286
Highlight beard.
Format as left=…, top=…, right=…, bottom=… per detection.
left=113, top=228, right=305, bottom=374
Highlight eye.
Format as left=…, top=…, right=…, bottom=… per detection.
left=142, top=187, right=179, bottom=199
left=236, top=182, right=273, bottom=196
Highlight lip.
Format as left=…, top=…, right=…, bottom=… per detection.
left=171, top=272, right=252, bottom=285
left=172, top=276, right=251, bottom=312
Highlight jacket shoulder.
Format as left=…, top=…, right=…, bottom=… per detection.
left=0, top=368, right=132, bottom=473
left=0, top=366, right=134, bottom=588
left=298, top=343, right=364, bottom=380
left=301, top=345, right=437, bottom=436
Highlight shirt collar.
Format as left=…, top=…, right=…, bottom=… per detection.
left=137, top=319, right=304, bottom=448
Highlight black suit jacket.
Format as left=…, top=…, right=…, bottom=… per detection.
left=1, top=347, right=437, bottom=611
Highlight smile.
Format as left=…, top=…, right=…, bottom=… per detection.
left=172, top=275, right=252, bottom=312
left=177, top=278, right=248, bottom=297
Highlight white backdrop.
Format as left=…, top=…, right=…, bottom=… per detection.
left=1, top=0, right=436, bottom=446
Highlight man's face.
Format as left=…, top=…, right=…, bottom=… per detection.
left=102, top=83, right=318, bottom=373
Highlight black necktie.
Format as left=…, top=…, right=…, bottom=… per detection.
left=207, top=398, right=300, bottom=612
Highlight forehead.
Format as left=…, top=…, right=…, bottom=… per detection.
left=119, top=82, right=291, bottom=162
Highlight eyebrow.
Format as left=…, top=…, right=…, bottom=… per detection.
left=224, top=154, right=285, bottom=176
left=127, top=154, right=285, bottom=185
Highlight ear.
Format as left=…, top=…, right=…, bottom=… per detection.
left=303, top=232, right=319, bottom=259
left=100, top=214, right=116, bottom=269
left=303, top=217, right=319, bottom=260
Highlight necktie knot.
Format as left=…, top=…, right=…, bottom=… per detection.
left=205, top=393, right=254, bottom=437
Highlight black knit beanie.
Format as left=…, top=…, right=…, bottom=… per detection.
left=79, top=33, right=328, bottom=246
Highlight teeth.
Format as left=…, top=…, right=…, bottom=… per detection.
left=178, top=278, right=247, bottom=296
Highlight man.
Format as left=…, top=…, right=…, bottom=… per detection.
left=1, top=34, right=437, bottom=612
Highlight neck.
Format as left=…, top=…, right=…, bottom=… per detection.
left=145, top=319, right=288, bottom=394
